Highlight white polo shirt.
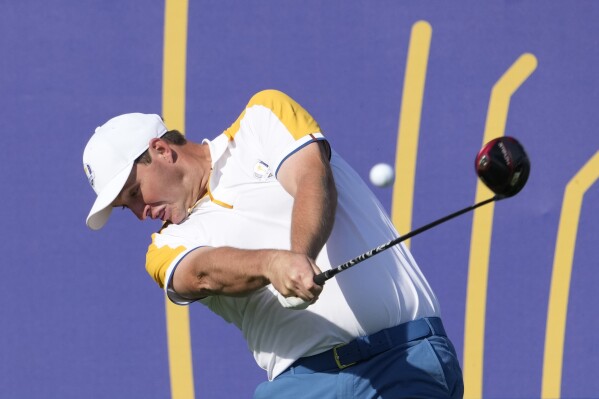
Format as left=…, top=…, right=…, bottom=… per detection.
left=145, top=90, right=440, bottom=380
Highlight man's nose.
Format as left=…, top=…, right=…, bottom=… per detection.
left=130, top=202, right=149, bottom=221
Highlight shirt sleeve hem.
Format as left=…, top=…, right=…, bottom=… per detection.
left=274, top=133, right=327, bottom=177
left=163, top=246, right=204, bottom=305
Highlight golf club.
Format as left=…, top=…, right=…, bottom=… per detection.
left=279, top=136, right=530, bottom=309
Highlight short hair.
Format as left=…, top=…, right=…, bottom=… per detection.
left=135, top=129, right=187, bottom=165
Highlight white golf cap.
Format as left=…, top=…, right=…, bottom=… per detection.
left=83, top=113, right=167, bottom=230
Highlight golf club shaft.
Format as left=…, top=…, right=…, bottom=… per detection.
left=313, top=195, right=500, bottom=285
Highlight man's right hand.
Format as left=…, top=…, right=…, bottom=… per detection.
left=266, top=251, right=323, bottom=303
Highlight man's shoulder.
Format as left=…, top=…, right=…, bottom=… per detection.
left=149, top=219, right=199, bottom=246
left=247, top=89, right=292, bottom=106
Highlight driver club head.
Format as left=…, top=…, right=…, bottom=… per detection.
left=475, top=136, right=530, bottom=198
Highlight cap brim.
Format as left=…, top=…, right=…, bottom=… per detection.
left=86, top=163, right=134, bottom=230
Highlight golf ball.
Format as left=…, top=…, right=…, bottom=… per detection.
left=369, top=163, right=395, bottom=187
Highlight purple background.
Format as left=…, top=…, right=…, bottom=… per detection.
left=1, top=1, right=597, bottom=398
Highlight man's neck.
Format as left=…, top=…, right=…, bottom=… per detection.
left=184, top=142, right=212, bottom=213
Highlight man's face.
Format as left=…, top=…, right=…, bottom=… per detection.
left=113, top=142, right=190, bottom=225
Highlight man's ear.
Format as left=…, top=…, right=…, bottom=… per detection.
left=148, top=138, right=173, bottom=162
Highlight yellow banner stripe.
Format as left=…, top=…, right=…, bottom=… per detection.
left=391, top=20, right=432, bottom=247
left=163, top=0, right=188, bottom=130
left=463, top=53, right=537, bottom=399
left=542, top=150, right=599, bottom=399
left=162, top=1, right=195, bottom=398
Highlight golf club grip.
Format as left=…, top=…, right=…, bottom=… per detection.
left=313, top=195, right=498, bottom=286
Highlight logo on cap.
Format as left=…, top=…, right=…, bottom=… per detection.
left=84, top=163, right=95, bottom=188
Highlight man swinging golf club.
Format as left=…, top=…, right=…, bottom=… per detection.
left=81, top=89, right=530, bottom=398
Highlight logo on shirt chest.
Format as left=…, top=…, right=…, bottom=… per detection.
left=253, top=160, right=273, bottom=181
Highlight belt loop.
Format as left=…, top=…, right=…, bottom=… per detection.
left=423, top=317, right=436, bottom=336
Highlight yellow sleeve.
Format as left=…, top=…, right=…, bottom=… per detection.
left=224, top=89, right=322, bottom=141
left=145, top=233, right=187, bottom=288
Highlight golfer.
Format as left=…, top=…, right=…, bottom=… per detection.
left=83, top=89, right=463, bottom=398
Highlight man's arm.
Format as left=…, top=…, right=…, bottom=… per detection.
left=276, top=141, right=337, bottom=260
left=171, top=246, right=320, bottom=301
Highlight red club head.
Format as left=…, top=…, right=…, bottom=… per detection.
left=475, top=136, right=530, bottom=198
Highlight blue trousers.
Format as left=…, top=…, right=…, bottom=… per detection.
left=254, top=324, right=463, bottom=398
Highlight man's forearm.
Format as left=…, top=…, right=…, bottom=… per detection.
left=172, top=246, right=322, bottom=301
left=173, top=247, right=274, bottom=298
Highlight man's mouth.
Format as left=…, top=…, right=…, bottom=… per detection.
left=148, top=206, right=168, bottom=222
